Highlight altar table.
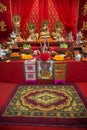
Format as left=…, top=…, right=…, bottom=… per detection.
left=0, top=60, right=87, bottom=84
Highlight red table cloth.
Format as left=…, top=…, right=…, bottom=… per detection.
left=0, top=60, right=87, bottom=84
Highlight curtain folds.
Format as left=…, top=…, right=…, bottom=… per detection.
left=52, top=0, right=79, bottom=39
left=39, top=0, right=49, bottom=26
left=0, top=0, right=79, bottom=40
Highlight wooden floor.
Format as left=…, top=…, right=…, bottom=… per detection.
left=0, top=81, right=87, bottom=130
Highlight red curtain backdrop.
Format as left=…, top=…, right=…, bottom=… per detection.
left=39, top=0, right=49, bottom=26
left=77, top=0, right=87, bottom=39
left=48, top=0, right=59, bottom=32
left=0, top=0, right=79, bottom=40
left=0, top=0, right=12, bottom=40
left=52, top=0, right=79, bottom=39
left=27, top=0, right=39, bottom=33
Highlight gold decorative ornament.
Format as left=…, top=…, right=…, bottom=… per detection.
left=81, top=21, right=87, bottom=31
left=0, top=2, right=6, bottom=13
left=0, top=20, right=6, bottom=31
left=82, top=2, right=87, bottom=15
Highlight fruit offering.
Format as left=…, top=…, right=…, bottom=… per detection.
left=60, top=43, right=68, bottom=49
left=10, top=52, right=20, bottom=57
left=52, top=54, right=64, bottom=61
left=21, top=54, right=33, bottom=60
left=81, top=57, right=87, bottom=61
left=65, top=50, right=73, bottom=60
left=23, top=44, right=31, bottom=49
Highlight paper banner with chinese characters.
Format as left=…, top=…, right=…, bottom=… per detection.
left=77, top=0, right=87, bottom=39
left=0, top=0, right=12, bottom=40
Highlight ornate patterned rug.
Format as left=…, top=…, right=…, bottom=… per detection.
left=0, top=84, right=87, bottom=127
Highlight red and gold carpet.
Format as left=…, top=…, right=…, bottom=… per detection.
left=0, top=84, right=87, bottom=127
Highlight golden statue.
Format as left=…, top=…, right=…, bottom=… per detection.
left=40, top=20, right=51, bottom=39
left=27, top=23, right=39, bottom=42
left=52, top=21, right=64, bottom=41
left=12, top=14, right=24, bottom=42
left=12, top=14, right=21, bottom=36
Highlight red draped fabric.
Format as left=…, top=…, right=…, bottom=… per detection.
left=48, top=0, right=59, bottom=31
left=52, top=0, right=79, bottom=39
left=0, top=0, right=79, bottom=40
left=39, top=0, right=44, bottom=27
left=11, top=0, right=35, bottom=38
left=39, top=0, right=49, bottom=28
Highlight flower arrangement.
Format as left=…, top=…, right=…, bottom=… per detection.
left=39, top=52, right=50, bottom=61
